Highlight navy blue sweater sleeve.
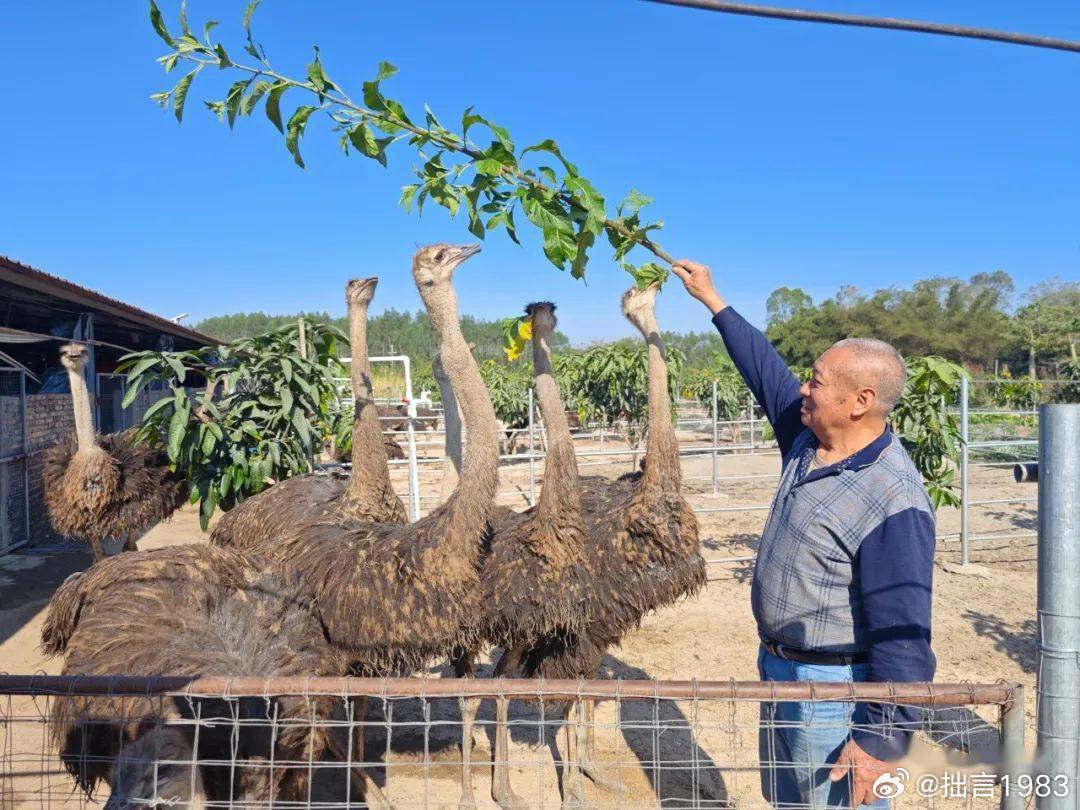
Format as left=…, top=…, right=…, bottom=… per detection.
left=711, top=308, right=803, bottom=457
left=851, top=507, right=937, bottom=760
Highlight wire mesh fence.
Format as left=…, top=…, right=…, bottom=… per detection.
left=0, top=368, right=28, bottom=555
left=0, top=675, right=1024, bottom=809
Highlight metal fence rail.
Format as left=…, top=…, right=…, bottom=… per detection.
left=0, top=675, right=1023, bottom=809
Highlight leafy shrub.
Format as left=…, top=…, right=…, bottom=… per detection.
left=118, top=321, right=346, bottom=528
left=891, top=356, right=967, bottom=509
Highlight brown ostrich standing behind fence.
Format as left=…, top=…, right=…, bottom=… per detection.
left=42, top=343, right=185, bottom=562
left=491, top=285, right=707, bottom=805
left=39, top=544, right=364, bottom=805
left=451, top=302, right=594, bottom=807
left=211, top=276, right=407, bottom=552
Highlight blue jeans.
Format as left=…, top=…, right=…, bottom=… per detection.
left=758, top=645, right=888, bottom=809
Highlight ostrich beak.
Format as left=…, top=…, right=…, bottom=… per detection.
left=453, top=243, right=482, bottom=262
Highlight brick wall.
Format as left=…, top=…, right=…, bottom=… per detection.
left=26, top=394, right=76, bottom=546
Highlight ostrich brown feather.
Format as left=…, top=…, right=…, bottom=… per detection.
left=42, top=430, right=185, bottom=557
left=43, top=545, right=353, bottom=805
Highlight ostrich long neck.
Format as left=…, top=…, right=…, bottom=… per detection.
left=433, top=356, right=462, bottom=503
left=639, top=312, right=680, bottom=487
left=64, top=358, right=96, bottom=451
left=426, top=282, right=499, bottom=536
left=531, top=324, right=581, bottom=518
left=344, top=294, right=396, bottom=504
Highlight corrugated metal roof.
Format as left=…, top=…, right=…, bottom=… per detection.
left=0, top=254, right=213, bottom=346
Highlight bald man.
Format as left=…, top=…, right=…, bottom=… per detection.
left=673, top=260, right=936, bottom=809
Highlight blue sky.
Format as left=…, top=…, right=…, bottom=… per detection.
left=1, top=1, right=1077, bottom=344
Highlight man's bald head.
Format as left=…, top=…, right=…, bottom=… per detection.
left=826, top=338, right=907, bottom=415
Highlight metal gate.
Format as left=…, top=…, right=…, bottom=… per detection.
left=0, top=367, right=29, bottom=554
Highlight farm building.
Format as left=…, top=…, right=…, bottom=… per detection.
left=0, top=255, right=211, bottom=553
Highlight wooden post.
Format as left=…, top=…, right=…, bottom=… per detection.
left=297, top=317, right=308, bottom=360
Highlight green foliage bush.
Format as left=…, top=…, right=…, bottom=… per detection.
left=118, top=321, right=346, bottom=528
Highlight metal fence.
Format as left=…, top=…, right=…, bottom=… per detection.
left=0, top=674, right=1024, bottom=809
left=0, top=367, right=29, bottom=555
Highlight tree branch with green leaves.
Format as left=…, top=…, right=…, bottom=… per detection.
left=149, top=0, right=673, bottom=290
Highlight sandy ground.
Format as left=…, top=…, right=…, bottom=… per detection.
left=0, top=431, right=1037, bottom=808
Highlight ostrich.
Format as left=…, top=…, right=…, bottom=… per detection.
left=42, top=343, right=186, bottom=561
left=448, top=303, right=594, bottom=807
left=210, top=276, right=407, bottom=551
left=41, top=545, right=362, bottom=806
left=491, top=285, right=707, bottom=806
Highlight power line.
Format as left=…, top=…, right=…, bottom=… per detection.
left=641, top=0, right=1080, bottom=54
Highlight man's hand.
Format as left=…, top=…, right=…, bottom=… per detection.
left=828, top=738, right=891, bottom=807
left=670, top=259, right=727, bottom=315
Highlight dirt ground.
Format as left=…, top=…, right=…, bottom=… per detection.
left=0, top=431, right=1037, bottom=808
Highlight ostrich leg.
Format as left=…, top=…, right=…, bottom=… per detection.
left=559, top=698, right=587, bottom=808
left=490, top=647, right=525, bottom=809
left=344, top=696, right=391, bottom=810
left=453, top=650, right=480, bottom=810
left=578, top=699, right=625, bottom=794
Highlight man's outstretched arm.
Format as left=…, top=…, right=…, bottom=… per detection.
left=672, top=260, right=805, bottom=458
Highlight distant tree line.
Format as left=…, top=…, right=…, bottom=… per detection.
left=765, top=273, right=1078, bottom=377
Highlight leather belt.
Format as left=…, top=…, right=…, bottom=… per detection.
left=762, top=639, right=869, bottom=666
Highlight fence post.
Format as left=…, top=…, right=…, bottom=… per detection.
left=711, top=380, right=719, bottom=495
left=528, top=388, right=536, bottom=507
left=21, top=370, right=28, bottom=549
left=1035, top=404, right=1080, bottom=810
left=402, top=356, right=420, bottom=522
left=960, top=375, right=970, bottom=566
left=748, top=392, right=756, bottom=455
left=1000, top=682, right=1026, bottom=810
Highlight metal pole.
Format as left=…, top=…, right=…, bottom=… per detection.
left=960, top=375, right=970, bottom=567
left=748, top=392, right=756, bottom=455
left=1001, top=683, right=1026, bottom=810
left=711, top=380, right=719, bottom=495
left=402, top=356, right=420, bottom=522
left=528, top=388, right=536, bottom=507
left=21, top=370, right=28, bottom=549
left=1036, top=404, right=1080, bottom=810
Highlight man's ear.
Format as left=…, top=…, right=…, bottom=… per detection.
left=851, top=387, right=877, bottom=418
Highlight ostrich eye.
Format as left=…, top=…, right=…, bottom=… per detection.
left=434, top=249, right=446, bottom=262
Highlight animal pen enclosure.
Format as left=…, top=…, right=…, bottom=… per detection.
left=0, top=674, right=1024, bottom=808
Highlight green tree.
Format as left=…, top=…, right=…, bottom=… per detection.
left=766, top=287, right=813, bottom=326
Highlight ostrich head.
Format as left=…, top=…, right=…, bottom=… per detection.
left=345, top=277, right=378, bottom=306
left=524, top=301, right=557, bottom=336
left=621, top=285, right=659, bottom=336
left=59, top=342, right=90, bottom=373
left=411, top=243, right=481, bottom=306
left=104, top=727, right=205, bottom=809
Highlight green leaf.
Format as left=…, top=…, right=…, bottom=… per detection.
left=164, top=355, right=187, bottom=383
left=570, top=230, right=595, bottom=281
left=375, top=61, right=398, bottom=81
left=242, top=80, right=272, bottom=115
left=619, top=188, right=653, bottom=214
left=157, top=53, right=179, bottom=73
left=399, top=183, right=420, bottom=212
left=178, top=0, right=191, bottom=36
left=167, top=394, right=190, bottom=462
left=242, top=0, right=261, bottom=34
left=214, top=42, right=232, bottom=67
left=285, top=105, right=317, bottom=168
left=306, top=47, right=338, bottom=96
left=224, top=79, right=250, bottom=128
left=565, top=174, right=606, bottom=234
left=521, top=138, right=577, bottom=174
left=348, top=123, right=387, bottom=166
left=172, top=66, right=200, bottom=123
left=149, top=0, right=176, bottom=48
left=202, top=19, right=219, bottom=42
left=265, top=83, right=287, bottom=132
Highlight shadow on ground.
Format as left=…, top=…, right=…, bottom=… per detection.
left=363, top=654, right=729, bottom=805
